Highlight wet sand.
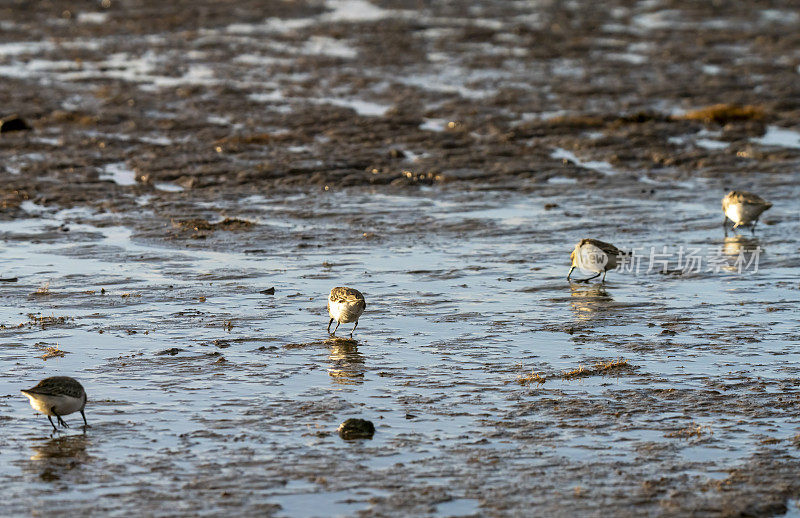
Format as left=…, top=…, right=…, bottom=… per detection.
left=1, top=0, right=800, bottom=516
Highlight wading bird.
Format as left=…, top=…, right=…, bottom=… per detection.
left=22, top=376, right=88, bottom=432
left=327, top=287, right=366, bottom=337
left=568, top=238, right=628, bottom=283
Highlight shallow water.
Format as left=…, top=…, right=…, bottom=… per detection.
left=1, top=0, right=800, bottom=514
left=1, top=172, right=799, bottom=515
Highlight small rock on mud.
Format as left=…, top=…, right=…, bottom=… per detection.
left=156, top=347, right=183, bottom=356
left=337, top=418, right=375, bottom=440
left=0, top=115, right=30, bottom=133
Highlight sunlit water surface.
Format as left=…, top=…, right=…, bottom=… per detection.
left=0, top=173, right=798, bottom=515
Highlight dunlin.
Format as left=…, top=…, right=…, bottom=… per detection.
left=568, top=238, right=627, bottom=283
left=722, top=190, right=772, bottom=233
left=327, top=287, right=366, bottom=337
left=21, top=376, right=88, bottom=431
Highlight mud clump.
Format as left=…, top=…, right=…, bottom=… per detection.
left=337, top=418, right=375, bottom=440
left=0, top=114, right=30, bottom=133
left=515, top=359, right=633, bottom=385
left=156, top=347, right=184, bottom=356
left=0, top=188, right=28, bottom=210
left=173, top=218, right=255, bottom=232
left=213, top=133, right=274, bottom=151
left=544, top=114, right=606, bottom=129
left=678, top=104, right=766, bottom=125
left=35, top=342, right=67, bottom=360
left=516, top=371, right=547, bottom=386
left=561, top=359, right=632, bottom=379
left=665, top=424, right=713, bottom=439
left=25, top=314, right=72, bottom=329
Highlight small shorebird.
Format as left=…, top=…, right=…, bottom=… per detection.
left=722, top=190, right=772, bottom=234
left=21, top=376, right=88, bottom=431
left=568, top=238, right=627, bottom=283
left=327, top=287, right=366, bottom=337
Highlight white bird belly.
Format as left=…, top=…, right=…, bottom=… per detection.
left=24, top=393, right=83, bottom=416
left=575, top=244, right=609, bottom=273
left=725, top=203, right=746, bottom=225
left=328, top=300, right=364, bottom=323
left=725, top=203, right=763, bottom=226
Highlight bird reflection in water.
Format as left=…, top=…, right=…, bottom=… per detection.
left=326, top=337, right=366, bottom=385
left=569, top=284, right=613, bottom=322
left=26, top=434, right=91, bottom=482
left=722, top=235, right=760, bottom=257
left=721, top=235, right=762, bottom=273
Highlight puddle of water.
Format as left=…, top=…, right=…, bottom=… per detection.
left=547, top=176, right=578, bottom=184
left=632, top=10, right=684, bottom=30
left=605, top=52, right=647, bottom=65
left=753, top=126, right=800, bottom=149
left=99, top=162, right=137, bottom=186
left=436, top=498, right=481, bottom=517
left=695, top=138, right=729, bottom=150
left=249, top=90, right=286, bottom=103
left=669, top=129, right=729, bottom=151
left=269, top=482, right=387, bottom=517
left=138, top=134, right=173, bottom=146
left=322, top=0, right=393, bottom=23
left=302, top=36, right=358, bottom=59
left=400, top=69, right=499, bottom=99
left=785, top=499, right=800, bottom=518
left=0, top=48, right=221, bottom=91
left=76, top=12, right=109, bottom=24
left=761, top=9, right=799, bottom=24
left=316, top=98, right=392, bottom=117
left=421, top=118, right=448, bottom=132
left=550, top=148, right=618, bottom=175
left=154, top=183, right=184, bottom=192
left=0, top=41, right=54, bottom=57
left=226, top=0, right=396, bottom=35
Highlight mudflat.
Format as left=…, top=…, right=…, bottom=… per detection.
left=1, top=1, right=799, bottom=516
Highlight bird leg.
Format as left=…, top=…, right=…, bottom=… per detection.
left=577, top=272, right=601, bottom=283
left=80, top=409, right=89, bottom=428
left=327, top=318, right=334, bottom=334
left=47, top=415, right=58, bottom=432
left=567, top=266, right=575, bottom=281
left=55, top=412, right=69, bottom=428
left=333, top=321, right=341, bottom=334
left=351, top=320, right=358, bottom=338
left=601, top=270, right=607, bottom=283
